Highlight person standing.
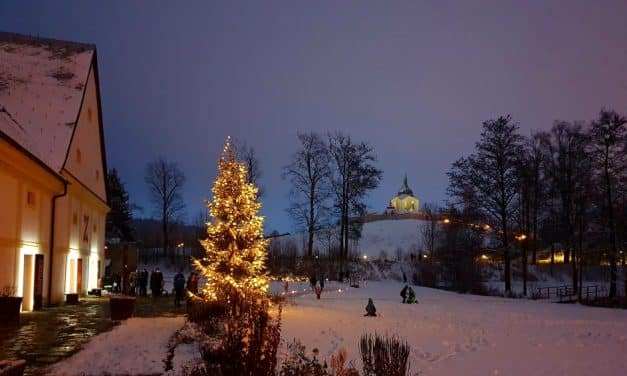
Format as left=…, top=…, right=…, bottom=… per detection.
left=309, top=273, right=317, bottom=291
left=150, top=268, right=163, bottom=297
left=173, top=269, right=186, bottom=307
left=314, top=280, right=322, bottom=299
left=186, top=272, right=199, bottom=295
left=139, top=269, right=148, bottom=296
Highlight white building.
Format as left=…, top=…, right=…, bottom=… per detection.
left=0, top=32, right=109, bottom=310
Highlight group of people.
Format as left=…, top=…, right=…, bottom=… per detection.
left=363, top=284, right=419, bottom=317
left=127, top=268, right=150, bottom=296
left=400, top=285, right=418, bottom=304
left=112, top=267, right=201, bottom=308
left=173, top=270, right=200, bottom=307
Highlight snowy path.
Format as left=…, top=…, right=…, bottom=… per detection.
left=281, top=281, right=627, bottom=376
left=48, top=316, right=185, bottom=376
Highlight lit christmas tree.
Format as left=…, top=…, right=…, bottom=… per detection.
left=193, top=137, right=269, bottom=303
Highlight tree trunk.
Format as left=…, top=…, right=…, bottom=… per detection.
left=502, top=217, right=511, bottom=294
left=522, top=243, right=527, bottom=297
left=604, top=151, right=617, bottom=298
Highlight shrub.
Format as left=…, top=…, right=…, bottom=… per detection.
left=279, top=340, right=328, bottom=376
left=195, top=294, right=282, bottom=376
left=279, top=341, right=359, bottom=376
left=359, top=333, right=411, bottom=376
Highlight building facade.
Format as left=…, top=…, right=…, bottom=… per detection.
left=0, top=32, right=108, bottom=310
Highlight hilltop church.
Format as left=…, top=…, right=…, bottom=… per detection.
left=385, top=174, right=420, bottom=214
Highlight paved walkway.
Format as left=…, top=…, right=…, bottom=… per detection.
left=0, top=295, right=185, bottom=375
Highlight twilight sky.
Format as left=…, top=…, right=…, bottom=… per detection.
left=2, top=1, right=626, bottom=233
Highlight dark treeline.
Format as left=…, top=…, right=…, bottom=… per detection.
left=445, top=109, right=626, bottom=298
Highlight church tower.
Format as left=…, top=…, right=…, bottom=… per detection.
left=387, top=174, right=420, bottom=214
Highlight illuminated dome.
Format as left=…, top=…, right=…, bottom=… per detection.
left=388, top=174, right=419, bottom=214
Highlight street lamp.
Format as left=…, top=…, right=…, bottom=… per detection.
left=363, top=255, right=368, bottom=261
left=443, top=218, right=451, bottom=224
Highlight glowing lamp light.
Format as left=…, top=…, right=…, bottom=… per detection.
left=363, top=255, right=368, bottom=260
left=481, top=254, right=489, bottom=260
left=443, top=218, right=451, bottom=224
left=483, top=224, right=491, bottom=231
left=423, top=254, right=428, bottom=259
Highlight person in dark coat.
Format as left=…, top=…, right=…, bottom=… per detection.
left=186, top=272, right=199, bottom=294
left=400, top=285, right=408, bottom=304
left=319, top=276, right=325, bottom=291
left=364, top=298, right=377, bottom=317
left=150, top=268, right=163, bottom=297
left=173, top=269, right=186, bottom=307
left=402, top=271, right=407, bottom=284
left=309, top=274, right=317, bottom=291
left=139, top=269, right=148, bottom=296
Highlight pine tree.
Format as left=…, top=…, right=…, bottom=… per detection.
left=106, top=169, right=134, bottom=241
left=193, top=137, right=269, bottom=303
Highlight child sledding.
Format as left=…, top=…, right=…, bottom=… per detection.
left=400, top=285, right=418, bottom=304
left=364, top=298, right=377, bottom=316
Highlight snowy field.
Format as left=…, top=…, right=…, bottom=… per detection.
left=281, top=281, right=627, bottom=376
left=46, top=281, right=627, bottom=375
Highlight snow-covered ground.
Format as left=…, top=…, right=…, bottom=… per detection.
left=281, top=281, right=627, bottom=376
left=48, top=317, right=185, bottom=376
left=46, top=279, right=627, bottom=375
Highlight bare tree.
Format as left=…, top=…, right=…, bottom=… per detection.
left=589, top=109, right=626, bottom=297
left=421, top=203, right=440, bottom=256
left=448, top=116, right=523, bottom=294
left=144, top=158, right=186, bottom=258
left=539, top=121, right=590, bottom=293
left=233, top=139, right=264, bottom=197
left=328, top=132, right=382, bottom=269
left=284, top=132, right=332, bottom=257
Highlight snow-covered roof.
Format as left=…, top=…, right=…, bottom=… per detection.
left=0, top=32, right=94, bottom=172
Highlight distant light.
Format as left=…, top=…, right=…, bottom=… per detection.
left=443, top=218, right=451, bottom=224
left=481, top=254, right=489, bottom=260
left=423, top=254, right=428, bottom=258
left=483, top=224, right=491, bottom=231
left=363, top=255, right=368, bottom=260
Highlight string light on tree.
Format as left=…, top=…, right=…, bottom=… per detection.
left=192, top=136, right=270, bottom=303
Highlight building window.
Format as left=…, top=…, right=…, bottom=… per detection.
left=76, top=149, right=82, bottom=163
left=27, top=191, right=36, bottom=207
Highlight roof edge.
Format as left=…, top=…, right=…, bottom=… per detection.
left=0, top=30, right=95, bottom=50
